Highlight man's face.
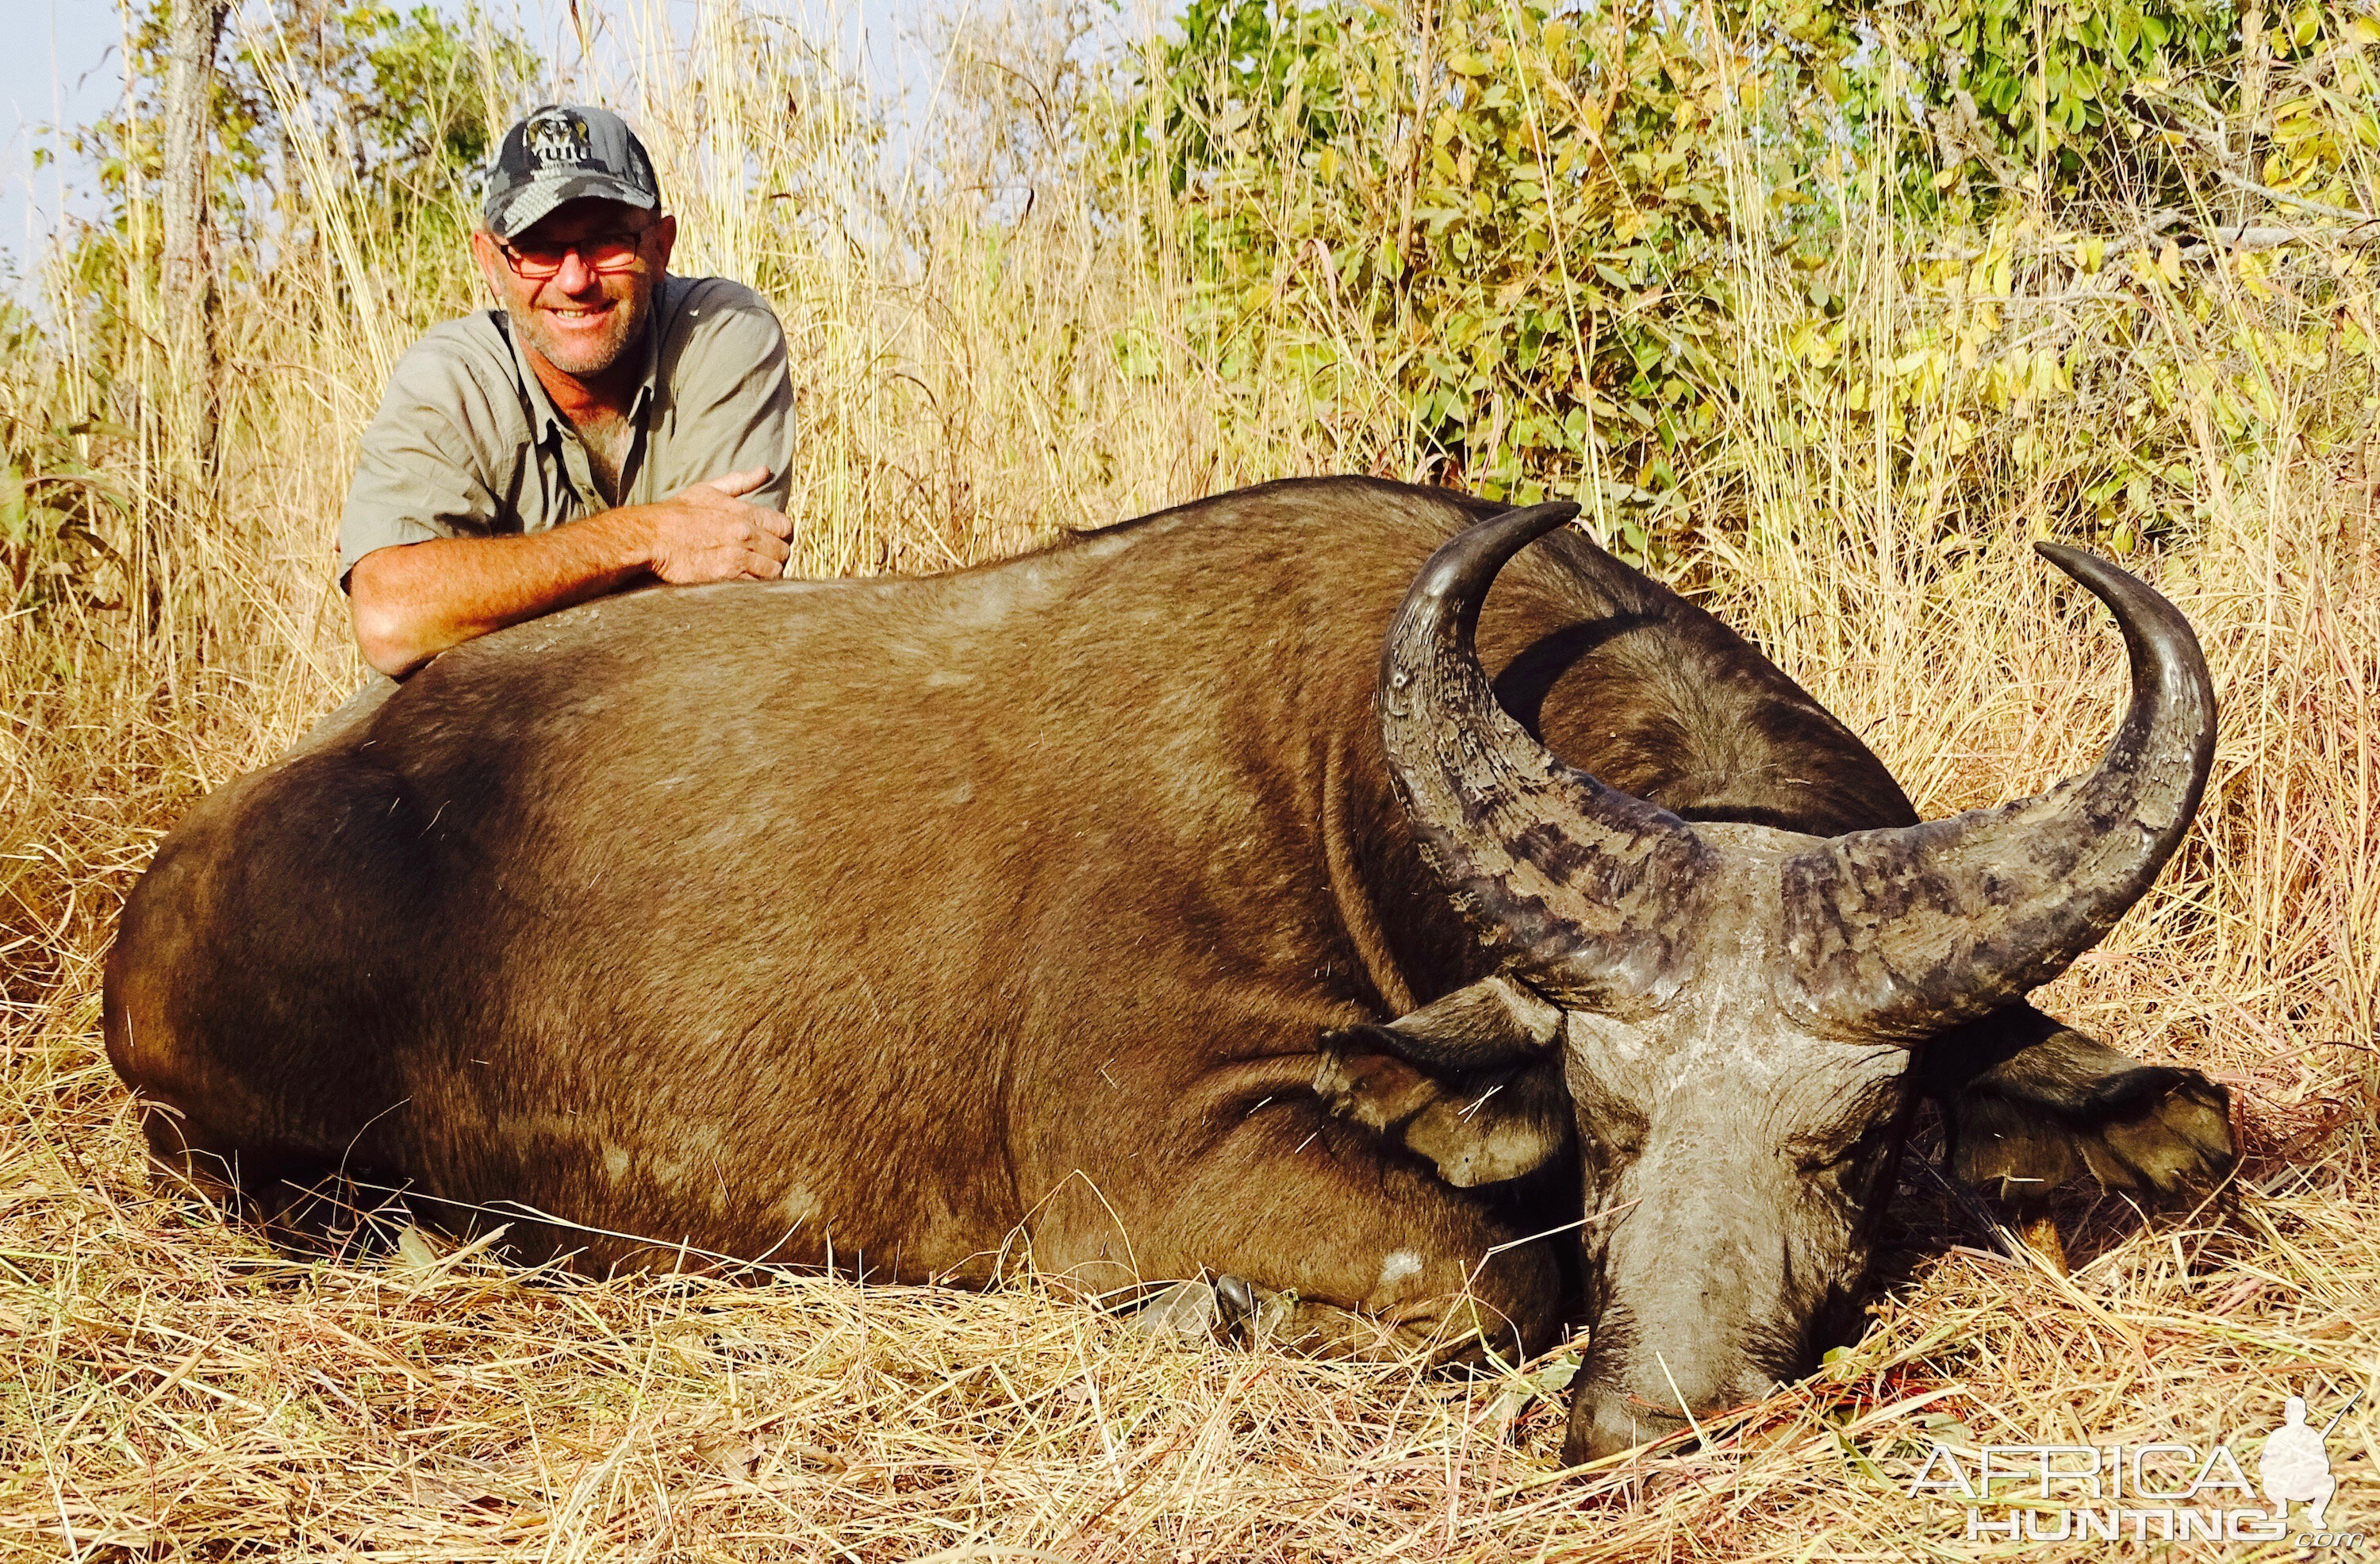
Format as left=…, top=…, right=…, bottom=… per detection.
left=472, top=198, right=678, bottom=383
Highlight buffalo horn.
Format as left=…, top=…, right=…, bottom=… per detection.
left=1779, top=543, right=2217, bottom=1039
left=1378, top=502, right=1710, bottom=993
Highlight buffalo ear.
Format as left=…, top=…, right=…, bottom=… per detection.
left=1927, top=1016, right=2236, bottom=1202
left=1313, top=1041, right=1571, bottom=1189
left=1322, top=973, right=1564, bottom=1072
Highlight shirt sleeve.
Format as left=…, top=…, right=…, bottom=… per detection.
left=337, top=334, right=508, bottom=589
left=658, top=279, right=796, bottom=513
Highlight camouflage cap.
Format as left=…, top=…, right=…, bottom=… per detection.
left=482, top=105, right=662, bottom=240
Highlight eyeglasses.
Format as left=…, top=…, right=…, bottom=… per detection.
left=494, top=229, right=652, bottom=280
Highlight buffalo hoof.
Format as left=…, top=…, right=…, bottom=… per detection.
left=1128, top=1279, right=1220, bottom=1339
left=1125, top=1274, right=1291, bottom=1348
left=1214, top=1273, right=1302, bottom=1345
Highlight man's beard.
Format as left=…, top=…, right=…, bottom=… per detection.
left=512, top=287, right=649, bottom=379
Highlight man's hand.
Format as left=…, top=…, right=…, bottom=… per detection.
left=642, top=468, right=796, bottom=582
left=347, top=467, right=799, bottom=678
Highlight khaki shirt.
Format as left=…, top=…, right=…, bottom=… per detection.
left=339, top=274, right=793, bottom=585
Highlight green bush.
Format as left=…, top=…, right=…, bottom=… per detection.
left=1121, top=0, right=2378, bottom=559
left=1129, top=0, right=1848, bottom=553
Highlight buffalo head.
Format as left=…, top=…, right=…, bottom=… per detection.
left=1350, top=502, right=2217, bottom=1463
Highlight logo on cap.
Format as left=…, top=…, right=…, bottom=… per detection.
left=522, top=109, right=595, bottom=167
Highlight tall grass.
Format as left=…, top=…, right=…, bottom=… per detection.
left=2, top=0, right=2374, bottom=1554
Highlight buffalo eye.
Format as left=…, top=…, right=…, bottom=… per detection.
left=1794, top=1117, right=1898, bottom=1193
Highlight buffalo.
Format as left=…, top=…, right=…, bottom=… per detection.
left=104, top=478, right=2232, bottom=1462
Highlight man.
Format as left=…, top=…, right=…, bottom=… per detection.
left=341, top=104, right=796, bottom=678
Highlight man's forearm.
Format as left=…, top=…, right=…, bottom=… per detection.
left=348, top=509, right=657, bottom=677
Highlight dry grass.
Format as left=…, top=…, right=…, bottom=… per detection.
left=3, top=0, right=2377, bottom=1556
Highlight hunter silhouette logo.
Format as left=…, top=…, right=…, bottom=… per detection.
left=523, top=111, right=593, bottom=167
left=2261, top=1392, right=2351, bottom=1530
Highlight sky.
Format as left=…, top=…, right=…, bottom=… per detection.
left=0, top=0, right=973, bottom=290
left=3, top=0, right=125, bottom=274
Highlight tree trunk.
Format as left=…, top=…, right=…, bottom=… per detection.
left=161, top=0, right=232, bottom=461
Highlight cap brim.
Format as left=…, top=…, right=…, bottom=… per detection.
left=485, top=171, right=661, bottom=240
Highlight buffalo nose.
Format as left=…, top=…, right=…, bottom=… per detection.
left=1562, top=1382, right=1695, bottom=1465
